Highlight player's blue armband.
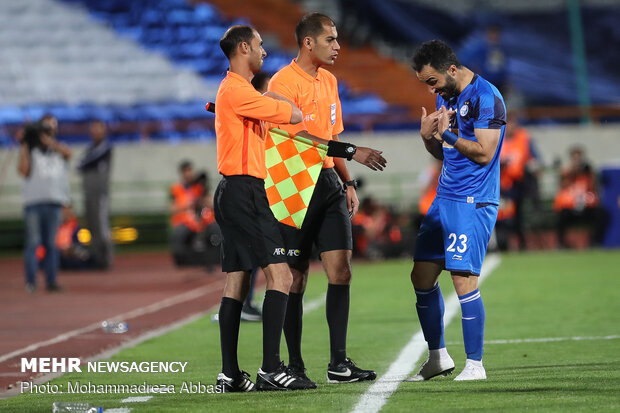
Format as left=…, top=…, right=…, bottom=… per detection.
left=441, top=130, right=459, bottom=146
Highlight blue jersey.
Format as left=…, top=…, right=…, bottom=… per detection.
left=436, top=74, right=506, bottom=205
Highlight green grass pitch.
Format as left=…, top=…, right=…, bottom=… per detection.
left=2, top=250, right=619, bottom=412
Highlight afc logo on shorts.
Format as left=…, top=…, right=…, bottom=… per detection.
left=273, top=248, right=286, bottom=256
left=287, top=249, right=300, bottom=257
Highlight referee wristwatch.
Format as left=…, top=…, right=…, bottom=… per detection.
left=343, top=179, right=358, bottom=190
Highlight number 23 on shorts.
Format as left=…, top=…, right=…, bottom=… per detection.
left=446, top=233, right=468, bottom=253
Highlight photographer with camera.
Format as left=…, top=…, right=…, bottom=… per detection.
left=17, top=115, right=72, bottom=293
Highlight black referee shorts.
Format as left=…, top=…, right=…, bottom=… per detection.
left=279, top=168, right=352, bottom=265
left=213, top=175, right=287, bottom=272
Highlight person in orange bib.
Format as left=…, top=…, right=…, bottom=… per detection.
left=553, top=146, right=607, bottom=248
left=268, top=13, right=385, bottom=386
left=496, top=112, right=541, bottom=250
left=169, top=160, right=209, bottom=266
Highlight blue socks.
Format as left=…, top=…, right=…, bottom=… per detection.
left=415, top=284, right=486, bottom=361
left=459, top=289, right=485, bottom=361
left=415, top=283, right=445, bottom=350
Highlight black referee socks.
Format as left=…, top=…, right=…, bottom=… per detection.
left=284, top=292, right=305, bottom=368
left=262, top=290, right=289, bottom=372
left=219, top=297, right=243, bottom=377
left=326, top=284, right=350, bottom=364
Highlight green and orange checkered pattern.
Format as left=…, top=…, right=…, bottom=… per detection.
left=264, top=128, right=328, bottom=229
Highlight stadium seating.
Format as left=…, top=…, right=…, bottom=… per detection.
left=341, top=0, right=620, bottom=107
left=0, top=0, right=391, bottom=144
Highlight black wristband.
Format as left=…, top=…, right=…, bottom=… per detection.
left=327, top=140, right=357, bottom=160
left=343, top=179, right=358, bottom=190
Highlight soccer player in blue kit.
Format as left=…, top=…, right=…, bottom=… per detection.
left=406, top=40, right=506, bottom=381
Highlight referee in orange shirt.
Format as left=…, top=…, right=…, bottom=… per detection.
left=213, top=25, right=312, bottom=392
left=213, top=25, right=385, bottom=392
left=268, top=13, right=383, bottom=386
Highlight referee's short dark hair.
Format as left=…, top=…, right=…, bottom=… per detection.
left=412, top=40, right=462, bottom=73
left=220, top=25, right=255, bottom=59
left=295, top=13, right=335, bottom=48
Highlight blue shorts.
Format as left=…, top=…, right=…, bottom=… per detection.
left=414, top=197, right=498, bottom=275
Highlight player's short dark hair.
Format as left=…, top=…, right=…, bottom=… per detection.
left=412, top=39, right=462, bottom=73
left=220, top=25, right=255, bottom=59
left=295, top=13, right=335, bottom=48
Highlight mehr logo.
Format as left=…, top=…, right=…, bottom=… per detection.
left=22, top=358, right=82, bottom=373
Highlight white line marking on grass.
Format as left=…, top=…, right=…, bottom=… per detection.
left=447, top=334, right=620, bottom=345
left=304, top=293, right=327, bottom=313
left=350, top=254, right=501, bottom=413
left=121, top=396, right=153, bottom=403
left=0, top=283, right=222, bottom=364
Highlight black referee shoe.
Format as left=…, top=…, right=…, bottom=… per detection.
left=216, top=370, right=256, bottom=392
left=256, top=362, right=315, bottom=391
left=327, top=358, right=377, bottom=383
left=286, top=364, right=317, bottom=389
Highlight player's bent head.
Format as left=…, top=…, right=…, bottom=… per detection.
left=412, top=39, right=462, bottom=73
left=220, top=25, right=256, bottom=59
left=295, top=12, right=335, bottom=48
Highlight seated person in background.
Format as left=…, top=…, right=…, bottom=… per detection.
left=169, top=160, right=219, bottom=267
left=37, top=203, right=94, bottom=270
left=352, top=197, right=404, bottom=259
left=553, top=146, right=608, bottom=248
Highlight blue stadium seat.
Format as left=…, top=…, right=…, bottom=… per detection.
left=0, top=0, right=392, bottom=146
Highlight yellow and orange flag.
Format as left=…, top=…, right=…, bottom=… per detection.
left=264, top=128, right=327, bottom=229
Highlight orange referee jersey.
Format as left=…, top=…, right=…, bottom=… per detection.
left=215, top=71, right=294, bottom=179
left=268, top=59, right=344, bottom=169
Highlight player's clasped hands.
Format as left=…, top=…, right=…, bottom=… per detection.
left=420, top=106, right=455, bottom=142
left=353, top=147, right=387, bottom=171
left=437, top=105, right=455, bottom=136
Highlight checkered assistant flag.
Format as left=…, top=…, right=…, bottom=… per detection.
left=264, top=128, right=327, bottom=229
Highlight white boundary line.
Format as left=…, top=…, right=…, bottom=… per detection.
left=121, top=396, right=153, bottom=403
left=304, top=293, right=327, bottom=313
left=0, top=282, right=222, bottom=363
left=447, top=334, right=620, bottom=345
left=350, top=254, right=502, bottom=413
